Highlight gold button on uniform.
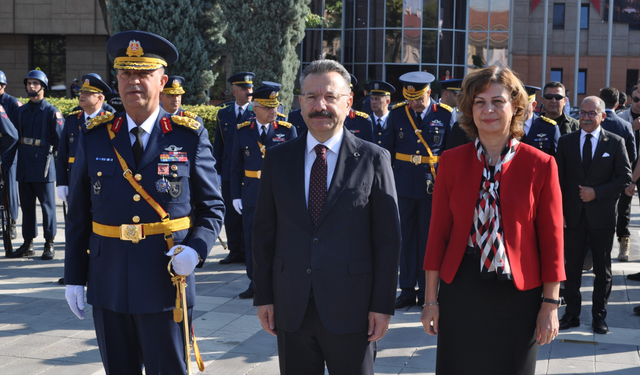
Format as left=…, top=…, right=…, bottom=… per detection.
left=416, top=150, right=421, bottom=154
left=86, top=249, right=90, bottom=254
left=172, top=173, right=178, bottom=178
left=97, top=171, right=102, bottom=177
left=417, top=140, right=421, bottom=143
left=133, top=194, right=141, bottom=202
left=135, top=174, right=142, bottom=181
left=132, top=216, right=140, bottom=223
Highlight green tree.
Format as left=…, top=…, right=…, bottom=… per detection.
left=107, top=0, right=226, bottom=104
left=220, top=0, right=310, bottom=111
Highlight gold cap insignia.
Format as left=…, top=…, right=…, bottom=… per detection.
left=374, top=83, right=379, bottom=89
left=407, top=85, right=415, bottom=92
left=269, top=91, right=277, bottom=99
left=245, top=75, right=251, bottom=82
left=172, top=80, right=180, bottom=88
left=84, top=79, right=90, bottom=86
left=126, top=40, right=144, bottom=57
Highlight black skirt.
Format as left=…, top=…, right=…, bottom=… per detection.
left=436, top=250, right=542, bottom=375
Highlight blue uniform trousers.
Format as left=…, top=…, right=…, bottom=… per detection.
left=242, top=206, right=256, bottom=290
left=398, top=195, right=432, bottom=299
left=221, top=180, right=245, bottom=257
left=93, top=306, right=193, bottom=375
left=18, top=181, right=56, bottom=239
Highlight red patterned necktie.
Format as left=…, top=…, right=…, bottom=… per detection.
left=309, top=144, right=327, bottom=227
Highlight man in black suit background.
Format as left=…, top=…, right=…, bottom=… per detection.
left=556, top=96, right=632, bottom=334
left=252, top=59, right=401, bottom=374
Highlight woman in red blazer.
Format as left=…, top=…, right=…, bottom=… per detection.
left=420, top=66, right=565, bottom=375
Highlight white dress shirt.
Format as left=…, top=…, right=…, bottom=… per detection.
left=580, top=126, right=601, bottom=160
left=235, top=102, right=250, bottom=119
left=256, top=120, right=270, bottom=137
left=372, top=113, right=390, bottom=130
left=127, top=106, right=160, bottom=150
left=523, top=115, right=534, bottom=137
left=304, top=127, right=344, bottom=207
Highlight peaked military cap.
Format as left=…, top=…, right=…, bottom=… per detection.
left=107, top=30, right=178, bottom=70
left=163, top=76, right=186, bottom=95
left=349, top=74, right=358, bottom=89
left=80, top=73, right=111, bottom=94
left=439, top=78, right=463, bottom=92
left=261, top=80, right=282, bottom=88
left=399, top=72, right=435, bottom=100
left=248, top=85, right=280, bottom=108
left=227, top=72, right=255, bottom=88
left=524, top=85, right=541, bottom=103
left=367, top=80, right=395, bottom=96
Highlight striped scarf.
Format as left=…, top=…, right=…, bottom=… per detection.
left=469, top=137, right=519, bottom=280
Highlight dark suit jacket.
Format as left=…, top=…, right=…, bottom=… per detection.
left=601, top=109, right=636, bottom=163
left=252, top=130, right=401, bottom=335
left=556, top=128, right=632, bottom=230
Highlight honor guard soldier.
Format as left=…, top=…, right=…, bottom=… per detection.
left=213, top=71, right=255, bottom=265
left=344, top=74, right=374, bottom=142
left=230, top=84, right=297, bottom=299
left=367, top=80, right=395, bottom=146
left=383, top=71, right=452, bottom=308
left=63, top=31, right=225, bottom=375
left=4, top=70, right=63, bottom=259
left=57, top=74, right=114, bottom=205
left=0, top=70, right=23, bottom=239
left=438, top=78, right=462, bottom=128
left=160, top=75, right=204, bottom=126
left=522, top=85, right=560, bottom=156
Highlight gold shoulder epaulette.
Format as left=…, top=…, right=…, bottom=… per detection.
left=392, top=102, right=408, bottom=110
left=277, top=112, right=286, bottom=118
left=277, top=121, right=292, bottom=128
left=182, top=111, right=198, bottom=120
left=355, top=110, right=369, bottom=119
left=68, top=109, right=82, bottom=116
left=438, top=103, right=453, bottom=113
left=237, top=120, right=252, bottom=130
left=540, top=116, right=557, bottom=125
left=172, top=115, right=201, bottom=130
left=86, top=112, right=114, bottom=130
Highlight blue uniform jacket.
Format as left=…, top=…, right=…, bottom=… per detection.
left=0, top=93, right=22, bottom=118
left=5, top=99, right=63, bottom=182
left=64, top=108, right=225, bottom=314
left=213, top=102, right=254, bottom=182
left=230, top=118, right=297, bottom=208
left=523, top=114, right=560, bottom=157
left=0, top=105, right=18, bottom=155
left=383, top=99, right=452, bottom=199
left=288, top=109, right=307, bottom=134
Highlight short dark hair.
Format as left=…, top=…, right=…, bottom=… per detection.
left=599, top=87, right=619, bottom=109
left=543, top=81, right=565, bottom=94
left=633, top=85, right=640, bottom=95
left=619, top=91, right=627, bottom=105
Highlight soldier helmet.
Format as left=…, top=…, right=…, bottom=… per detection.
left=0, top=70, right=6, bottom=85
left=24, top=70, right=48, bottom=89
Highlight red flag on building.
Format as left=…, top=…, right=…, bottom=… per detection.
left=531, top=0, right=541, bottom=13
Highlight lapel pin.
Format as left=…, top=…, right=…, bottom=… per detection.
left=354, top=152, right=360, bottom=157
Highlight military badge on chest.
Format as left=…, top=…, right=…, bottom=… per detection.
left=156, top=145, right=187, bottom=197
left=93, top=180, right=101, bottom=195
left=429, top=119, right=444, bottom=144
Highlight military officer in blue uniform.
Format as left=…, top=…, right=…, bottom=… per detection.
left=383, top=71, right=452, bottom=308
left=64, top=31, right=225, bottom=375
left=4, top=70, right=63, bottom=260
left=57, top=73, right=114, bottom=205
left=0, top=70, right=23, bottom=239
left=367, top=80, right=395, bottom=146
left=260, top=81, right=287, bottom=120
left=438, top=78, right=462, bottom=128
left=230, top=84, right=297, bottom=299
left=213, top=71, right=255, bottom=265
left=160, top=75, right=204, bottom=126
left=521, top=85, right=560, bottom=156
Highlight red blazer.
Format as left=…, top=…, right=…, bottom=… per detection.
left=423, top=142, right=566, bottom=291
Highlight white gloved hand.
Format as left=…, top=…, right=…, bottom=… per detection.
left=166, top=245, right=200, bottom=276
left=233, top=199, right=243, bottom=215
left=57, top=186, right=69, bottom=202
left=65, top=285, right=85, bottom=319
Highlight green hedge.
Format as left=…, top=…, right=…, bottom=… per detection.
left=18, top=98, right=221, bottom=145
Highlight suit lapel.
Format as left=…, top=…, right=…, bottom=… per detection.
left=570, top=131, right=585, bottom=178
left=110, top=116, right=137, bottom=170
left=588, top=129, right=609, bottom=175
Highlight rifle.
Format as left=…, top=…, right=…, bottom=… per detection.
left=0, top=165, right=13, bottom=257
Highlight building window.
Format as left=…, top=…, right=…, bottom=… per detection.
left=626, top=69, right=639, bottom=93
left=550, top=68, right=563, bottom=83
left=553, top=4, right=565, bottom=30
left=580, top=4, right=589, bottom=30
left=578, top=69, right=587, bottom=95
left=30, top=35, right=66, bottom=94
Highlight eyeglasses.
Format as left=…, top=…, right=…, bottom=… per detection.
left=578, top=110, right=601, bottom=118
left=543, top=93, right=565, bottom=101
left=300, top=92, right=350, bottom=105
left=632, top=97, right=640, bottom=103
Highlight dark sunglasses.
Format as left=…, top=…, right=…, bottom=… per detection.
left=543, top=93, right=565, bottom=101
left=632, top=97, right=640, bottom=103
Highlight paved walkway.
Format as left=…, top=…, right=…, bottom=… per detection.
left=1, top=201, right=640, bottom=374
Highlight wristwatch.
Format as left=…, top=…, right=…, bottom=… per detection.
left=542, top=297, right=561, bottom=306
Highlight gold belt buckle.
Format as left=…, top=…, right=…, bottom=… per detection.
left=23, top=138, right=33, bottom=145
left=120, top=224, right=145, bottom=244
left=411, top=154, right=422, bottom=165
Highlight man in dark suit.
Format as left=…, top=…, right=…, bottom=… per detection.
left=556, top=96, right=632, bottom=335
left=253, top=59, right=401, bottom=374
left=598, top=87, right=636, bottom=262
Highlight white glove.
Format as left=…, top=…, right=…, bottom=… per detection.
left=57, top=186, right=69, bottom=202
left=166, top=245, right=200, bottom=276
left=65, top=285, right=85, bottom=319
left=233, top=199, right=243, bottom=215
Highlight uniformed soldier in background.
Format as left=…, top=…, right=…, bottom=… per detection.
left=64, top=30, right=225, bottom=374
left=5, top=70, right=63, bottom=260
left=106, top=80, right=124, bottom=113
left=367, top=80, right=395, bottom=146
left=57, top=73, right=114, bottom=204
left=213, top=71, right=255, bottom=265
left=540, top=81, right=579, bottom=135
left=438, top=78, right=462, bottom=128
left=344, top=74, right=374, bottom=142
left=160, top=75, right=204, bottom=126
left=522, top=85, right=560, bottom=156
left=383, top=71, right=452, bottom=308
left=230, top=84, right=297, bottom=299
left=0, top=70, right=23, bottom=239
